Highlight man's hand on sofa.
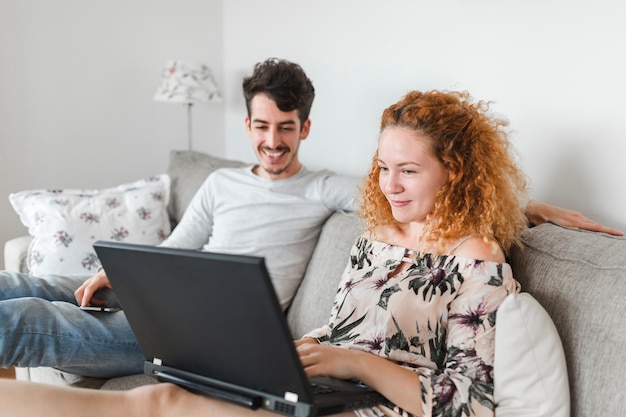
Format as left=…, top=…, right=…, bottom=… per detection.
left=525, top=199, right=624, bottom=236
left=74, top=269, right=113, bottom=307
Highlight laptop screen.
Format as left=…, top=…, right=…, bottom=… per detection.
left=93, top=241, right=314, bottom=402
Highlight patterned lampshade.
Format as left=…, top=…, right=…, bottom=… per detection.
left=154, top=60, right=222, bottom=103
left=154, top=60, right=222, bottom=150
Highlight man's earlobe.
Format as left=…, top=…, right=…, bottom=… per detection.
left=300, top=119, right=311, bottom=140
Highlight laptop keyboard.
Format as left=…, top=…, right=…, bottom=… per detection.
left=310, top=381, right=339, bottom=395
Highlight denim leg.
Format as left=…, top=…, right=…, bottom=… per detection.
left=0, top=271, right=84, bottom=302
left=0, top=271, right=143, bottom=378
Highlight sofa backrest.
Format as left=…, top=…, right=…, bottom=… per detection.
left=167, top=150, right=246, bottom=225
left=286, top=211, right=361, bottom=338
left=170, top=151, right=626, bottom=415
left=510, top=222, right=626, bottom=417
left=290, top=212, right=626, bottom=417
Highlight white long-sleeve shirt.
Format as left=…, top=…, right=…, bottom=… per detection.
left=163, top=165, right=359, bottom=310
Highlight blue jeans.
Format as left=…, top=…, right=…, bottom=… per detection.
left=0, top=271, right=144, bottom=378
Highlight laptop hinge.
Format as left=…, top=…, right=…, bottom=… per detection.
left=155, top=371, right=263, bottom=410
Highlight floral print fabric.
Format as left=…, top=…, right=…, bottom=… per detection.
left=9, top=175, right=171, bottom=276
left=305, top=236, right=520, bottom=417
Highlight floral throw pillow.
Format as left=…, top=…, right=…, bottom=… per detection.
left=9, top=174, right=171, bottom=277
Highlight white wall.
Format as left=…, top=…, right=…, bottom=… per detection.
left=2, top=0, right=624, bottom=268
left=222, top=0, right=625, bottom=232
left=0, top=0, right=224, bottom=268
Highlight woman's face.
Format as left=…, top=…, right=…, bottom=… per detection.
left=377, top=126, right=449, bottom=225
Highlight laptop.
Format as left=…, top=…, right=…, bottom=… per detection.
left=93, top=241, right=385, bottom=417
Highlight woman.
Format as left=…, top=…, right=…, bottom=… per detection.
left=295, top=89, right=526, bottom=416
left=1, top=90, right=527, bottom=416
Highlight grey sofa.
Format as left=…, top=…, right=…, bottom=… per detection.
left=4, top=150, right=626, bottom=416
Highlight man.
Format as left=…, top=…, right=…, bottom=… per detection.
left=0, top=58, right=621, bottom=379
left=0, top=58, right=359, bottom=378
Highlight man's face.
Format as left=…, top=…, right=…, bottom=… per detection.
left=245, top=93, right=310, bottom=180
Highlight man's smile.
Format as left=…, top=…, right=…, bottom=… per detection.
left=261, top=147, right=289, bottom=160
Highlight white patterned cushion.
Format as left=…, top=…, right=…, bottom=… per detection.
left=9, top=175, right=171, bottom=276
left=494, top=292, right=570, bottom=417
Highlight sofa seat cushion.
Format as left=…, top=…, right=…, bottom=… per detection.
left=100, top=374, right=158, bottom=391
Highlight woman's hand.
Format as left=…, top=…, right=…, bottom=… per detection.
left=296, top=341, right=361, bottom=380
left=295, top=340, right=423, bottom=416
left=294, top=337, right=319, bottom=348
left=74, top=268, right=112, bottom=307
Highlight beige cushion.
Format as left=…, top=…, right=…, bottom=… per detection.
left=495, top=292, right=570, bottom=417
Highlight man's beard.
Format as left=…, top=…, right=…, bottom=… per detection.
left=260, top=154, right=294, bottom=176
left=258, top=143, right=299, bottom=176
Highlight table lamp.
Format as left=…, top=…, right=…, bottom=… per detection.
left=154, top=60, right=222, bottom=150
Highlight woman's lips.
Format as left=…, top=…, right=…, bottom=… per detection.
left=389, top=199, right=410, bottom=208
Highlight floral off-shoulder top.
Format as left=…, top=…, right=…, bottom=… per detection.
left=304, top=236, right=520, bottom=417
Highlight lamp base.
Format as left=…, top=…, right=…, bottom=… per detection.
left=185, top=102, right=194, bottom=151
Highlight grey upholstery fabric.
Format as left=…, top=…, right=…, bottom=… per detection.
left=166, top=150, right=246, bottom=224
left=510, top=222, right=626, bottom=417
left=286, top=211, right=361, bottom=339
left=100, top=374, right=157, bottom=391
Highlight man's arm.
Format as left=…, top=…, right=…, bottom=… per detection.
left=161, top=175, right=216, bottom=248
left=525, top=199, right=623, bottom=236
left=321, top=174, right=623, bottom=236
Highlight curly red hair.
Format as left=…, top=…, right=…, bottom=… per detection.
left=359, top=90, right=528, bottom=253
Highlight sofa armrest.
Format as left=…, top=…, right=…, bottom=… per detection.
left=510, top=222, right=626, bottom=417
left=4, top=235, right=32, bottom=273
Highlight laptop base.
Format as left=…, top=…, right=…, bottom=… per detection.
left=155, top=371, right=263, bottom=409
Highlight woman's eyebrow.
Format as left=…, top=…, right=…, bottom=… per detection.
left=377, top=158, right=421, bottom=167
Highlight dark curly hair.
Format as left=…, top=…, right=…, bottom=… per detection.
left=242, top=58, right=315, bottom=128
left=359, top=90, right=528, bottom=254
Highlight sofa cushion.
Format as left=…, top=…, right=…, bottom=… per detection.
left=494, top=292, right=569, bottom=417
left=287, top=211, right=361, bottom=338
left=167, top=150, right=246, bottom=225
left=509, top=222, right=626, bottom=417
left=100, top=374, right=158, bottom=391
left=9, top=175, right=171, bottom=277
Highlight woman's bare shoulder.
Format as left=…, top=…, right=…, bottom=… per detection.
left=450, top=236, right=505, bottom=263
